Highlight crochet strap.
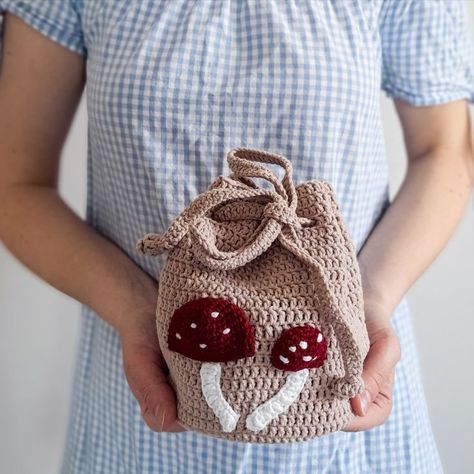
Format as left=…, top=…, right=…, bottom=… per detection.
left=278, top=227, right=364, bottom=397
left=137, top=147, right=309, bottom=262
left=227, top=147, right=298, bottom=211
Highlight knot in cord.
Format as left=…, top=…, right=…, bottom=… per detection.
left=262, top=200, right=311, bottom=229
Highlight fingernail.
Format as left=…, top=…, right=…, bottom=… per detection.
left=360, top=390, right=370, bottom=415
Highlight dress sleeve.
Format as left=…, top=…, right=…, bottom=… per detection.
left=379, top=0, right=474, bottom=106
left=0, top=0, right=86, bottom=57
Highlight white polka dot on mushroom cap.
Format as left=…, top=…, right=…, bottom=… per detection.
left=211, top=311, right=219, bottom=318
left=299, top=341, right=308, bottom=349
left=223, top=328, right=230, bottom=334
left=190, top=323, right=197, bottom=328
left=279, top=355, right=289, bottom=364
left=302, top=355, right=313, bottom=362
left=175, top=333, right=181, bottom=339
left=317, top=333, right=323, bottom=343
left=289, top=346, right=296, bottom=352
left=199, top=343, right=207, bottom=349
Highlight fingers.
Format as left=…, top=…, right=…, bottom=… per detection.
left=345, top=327, right=400, bottom=432
left=345, top=371, right=394, bottom=432
left=352, top=327, right=400, bottom=416
left=122, top=342, right=186, bottom=433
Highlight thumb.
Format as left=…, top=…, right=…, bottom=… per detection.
left=352, top=327, right=400, bottom=416
left=122, top=342, right=184, bottom=432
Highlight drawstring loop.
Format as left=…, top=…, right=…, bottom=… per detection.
left=137, top=147, right=312, bottom=264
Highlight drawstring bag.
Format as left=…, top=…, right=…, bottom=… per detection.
left=137, top=147, right=369, bottom=443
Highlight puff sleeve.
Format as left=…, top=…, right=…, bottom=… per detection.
left=380, top=0, right=474, bottom=105
left=0, top=0, right=86, bottom=57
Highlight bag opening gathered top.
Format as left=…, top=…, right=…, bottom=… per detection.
left=137, top=147, right=369, bottom=443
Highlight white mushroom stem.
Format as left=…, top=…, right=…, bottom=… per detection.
left=200, top=362, right=239, bottom=432
left=245, top=369, right=309, bottom=432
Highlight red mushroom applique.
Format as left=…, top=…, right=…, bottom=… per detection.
left=246, top=325, right=327, bottom=432
left=168, top=297, right=256, bottom=432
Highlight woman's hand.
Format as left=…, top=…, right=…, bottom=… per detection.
left=0, top=15, right=184, bottom=434
left=344, top=298, right=401, bottom=432
left=343, top=98, right=473, bottom=432
left=118, top=306, right=186, bottom=433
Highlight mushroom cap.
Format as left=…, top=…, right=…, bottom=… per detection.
left=168, top=297, right=256, bottom=363
left=271, top=325, right=327, bottom=371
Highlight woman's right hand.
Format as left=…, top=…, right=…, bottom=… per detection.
left=118, top=306, right=186, bottom=433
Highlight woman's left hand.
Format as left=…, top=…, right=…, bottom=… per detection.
left=344, top=299, right=401, bottom=431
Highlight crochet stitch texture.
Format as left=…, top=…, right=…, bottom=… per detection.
left=137, top=147, right=370, bottom=443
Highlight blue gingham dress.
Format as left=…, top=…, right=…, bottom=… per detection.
left=1, top=1, right=474, bottom=473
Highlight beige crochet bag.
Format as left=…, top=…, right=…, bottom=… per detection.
left=137, top=147, right=369, bottom=443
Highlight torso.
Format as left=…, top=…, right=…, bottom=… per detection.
left=61, top=3, right=444, bottom=473
left=80, top=0, right=389, bottom=277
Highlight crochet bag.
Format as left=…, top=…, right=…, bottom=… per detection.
left=137, top=147, right=369, bottom=443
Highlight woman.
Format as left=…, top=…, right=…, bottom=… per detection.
left=0, top=1, right=473, bottom=473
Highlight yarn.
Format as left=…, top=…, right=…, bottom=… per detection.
left=168, top=296, right=256, bottom=363
left=271, top=325, right=327, bottom=371
left=137, top=147, right=370, bottom=443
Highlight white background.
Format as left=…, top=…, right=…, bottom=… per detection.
left=1, top=3, right=473, bottom=473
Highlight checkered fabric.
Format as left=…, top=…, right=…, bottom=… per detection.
left=1, top=1, right=473, bottom=473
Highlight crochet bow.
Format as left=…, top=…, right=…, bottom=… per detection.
left=137, top=147, right=365, bottom=398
